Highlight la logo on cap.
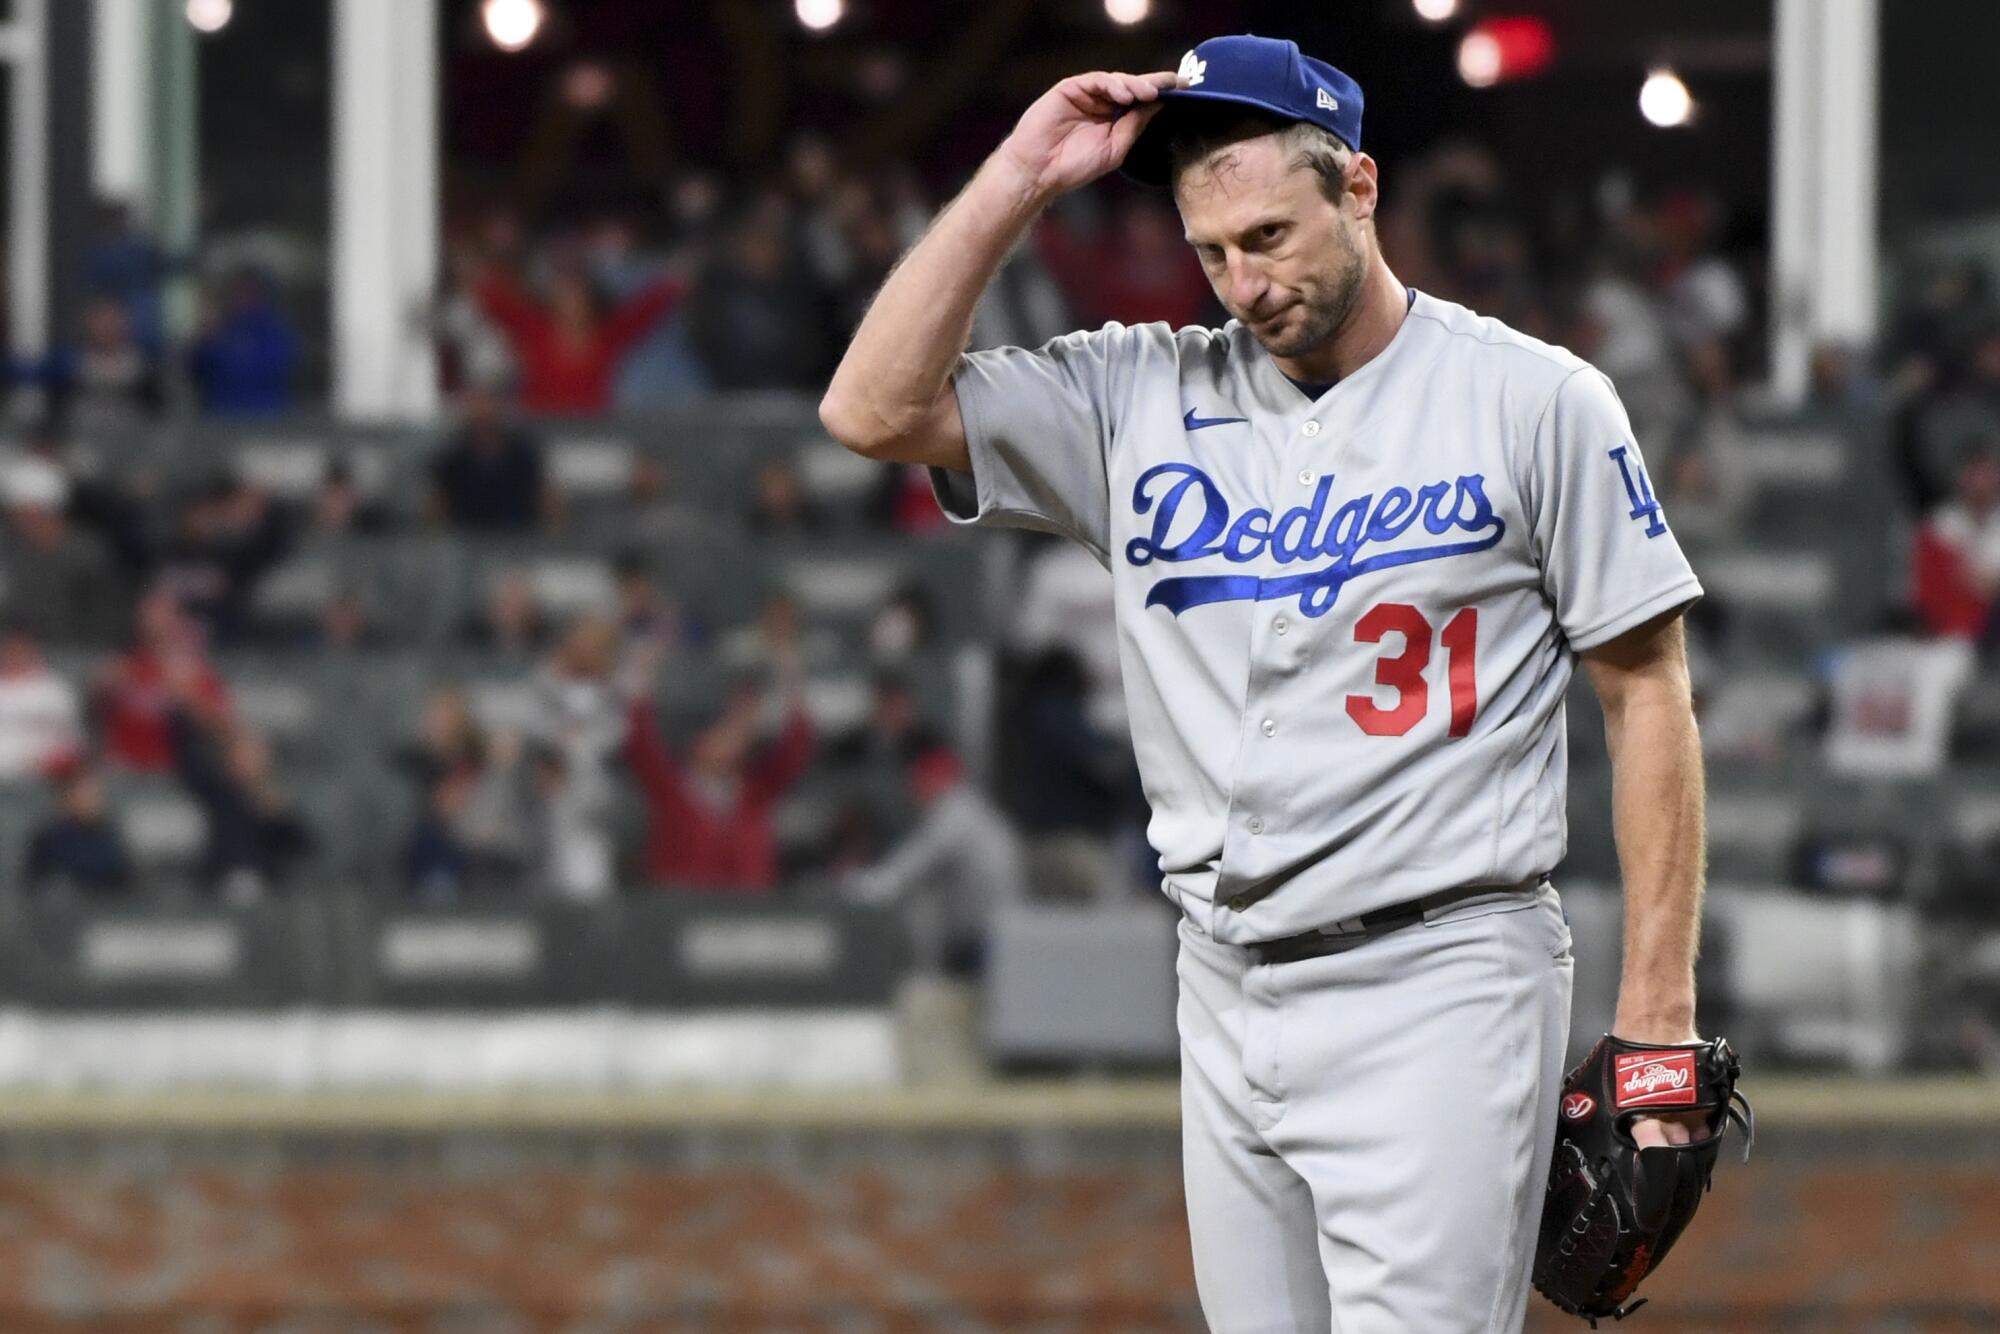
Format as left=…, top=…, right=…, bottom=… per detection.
left=1316, top=87, right=1339, bottom=111
left=1178, top=50, right=1206, bottom=86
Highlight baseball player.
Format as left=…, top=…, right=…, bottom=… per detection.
left=822, top=34, right=1709, bottom=1333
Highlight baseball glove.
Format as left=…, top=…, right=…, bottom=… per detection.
left=1532, top=1035, right=1754, bottom=1326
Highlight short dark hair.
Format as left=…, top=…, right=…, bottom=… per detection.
left=1165, top=110, right=1354, bottom=203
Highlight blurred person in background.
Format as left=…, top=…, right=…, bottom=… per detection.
left=787, top=133, right=861, bottom=294
left=25, top=765, right=132, bottom=896
left=429, top=384, right=559, bottom=532
left=1654, top=191, right=1748, bottom=356
left=165, top=669, right=313, bottom=901
left=1913, top=441, right=2000, bottom=645
left=688, top=193, right=836, bottom=391
left=468, top=239, right=688, bottom=416
left=153, top=475, right=293, bottom=645
left=744, top=458, right=827, bottom=534
left=1011, top=539, right=1125, bottom=735
left=309, top=458, right=393, bottom=538
left=612, top=550, right=681, bottom=652
left=826, top=671, right=939, bottom=770
left=1036, top=195, right=1215, bottom=329
left=844, top=745, right=1025, bottom=976
left=83, top=200, right=168, bottom=355
left=314, top=589, right=384, bottom=652
left=866, top=462, right=952, bottom=534
left=1576, top=239, right=1690, bottom=453
left=968, top=236, right=1074, bottom=353
left=95, top=589, right=231, bottom=772
left=1808, top=342, right=1883, bottom=416
left=831, top=190, right=911, bottom=341
left=614, top=455, right=706, bottom=544
left=623, top=645, right=814, bottom=892
left=189, top=270, right=301, bottom=416
left=866, top=582, right=937, bottom=665
left=46, top=295, right=162, bottom=431
left=718, top=590, right=837, bottom=673
left=458, top=570, right=553, bottom=662
left=525, top=616, right=627, bottom=901
left=1013, top=647, right=1130, bottom=900
left=586, top=214, right=713, bottom=412
left=0, top=461, right=127, bottom=647
left=21, top=417, right=155, bottom=578
left=393, top=687, right=487, bottom=790
left=1886, top=261, right=1999, bottom=510
left=392, top=690, right=537, bottom=892
left=403, top=769, right=476, bottom=903
left=0, top=625, right=83, bottom=783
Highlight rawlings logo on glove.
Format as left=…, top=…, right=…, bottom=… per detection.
left=1613, top=1051, right=1697, bottom=1109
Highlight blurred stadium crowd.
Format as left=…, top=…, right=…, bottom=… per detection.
left=4, top=129, right=2000, bottom=1050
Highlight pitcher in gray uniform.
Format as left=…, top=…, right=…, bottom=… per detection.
left=822, top=34, right=1711, bottom=1333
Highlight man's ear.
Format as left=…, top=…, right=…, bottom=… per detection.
left=1348, top=152, right=1380, bottom=222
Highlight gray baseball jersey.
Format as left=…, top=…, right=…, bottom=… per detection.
left=932, top=289, right=1700, bottom=944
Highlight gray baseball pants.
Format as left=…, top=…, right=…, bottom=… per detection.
left=1177, top=880, right=1575, bottom=1333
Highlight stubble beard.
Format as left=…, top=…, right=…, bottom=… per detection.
left=1249, top=224, right=1367, bottom=362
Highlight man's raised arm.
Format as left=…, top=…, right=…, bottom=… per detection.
left=818, top=70, right=1177, bottom=472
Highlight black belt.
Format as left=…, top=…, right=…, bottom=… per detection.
left=1248, top=880, right=1544, bottom=965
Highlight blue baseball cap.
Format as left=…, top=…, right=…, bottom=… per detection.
left=1122, top=34, right=1365, bottom=187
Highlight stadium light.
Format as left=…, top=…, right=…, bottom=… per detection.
left=185, top=0, right=233, bottom=34
left=1457, top=17, right=1555, bottom=88
left=1457, top=31, right=1501, bottom=87
left=1639, top=68, right=1695, bottom=128
left=796, top=0, right=843, bottom=32
left=482, top=0, right=546, bottom=53
left=1412, top=0, right=1460, bottom=23
left=1105, top=0, right=1152, bottom=25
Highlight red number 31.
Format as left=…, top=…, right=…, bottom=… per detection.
left=1343, top=604, right=1478, bottom=738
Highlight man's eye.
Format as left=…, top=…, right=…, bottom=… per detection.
left=1258, top=224, right=1286, bottom=244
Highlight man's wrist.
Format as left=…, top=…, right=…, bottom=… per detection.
left=1610, top=1003, right=1698, bottom=1044
left=978, top=147, right=1059, bottom=220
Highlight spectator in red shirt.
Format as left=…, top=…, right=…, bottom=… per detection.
left=624, top=655, right=814, bottom=892
left=94, top=590, right=231, bottom=772
left=1913, top=444, right=2000, bottom=642
left=473, top=263, right=686, bottom=416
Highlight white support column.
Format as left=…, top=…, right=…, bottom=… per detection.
left=1770, top=0, right=1880, bottom=405
left=332, top=0, right=440, bottom=420
left=92, top=0, right=153, bottom=206
left=1812, top=0, right=1879, bottom=346
left=3, top=0, right=50, bottom=357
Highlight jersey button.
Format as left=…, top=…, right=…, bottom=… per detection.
left=1247, top=816, right=1265, bottom=835
left=1298, top=468, right=1316, bottom=485
left=1228, top=894, right=1250, bottom=912
left=1261, top=718, right=1276, bottom=736
left=1273, top=617, right=1289, bottom=635
left=1301, top=421, right=1321, bottom=437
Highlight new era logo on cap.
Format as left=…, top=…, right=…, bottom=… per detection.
left=1316, top=87, right=1338, bottom=111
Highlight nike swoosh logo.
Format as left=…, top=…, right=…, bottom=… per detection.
left=1183, top=408, right=1248, bottom=432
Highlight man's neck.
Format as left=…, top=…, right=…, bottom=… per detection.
left=1271, top=259, right=1409, bottom=385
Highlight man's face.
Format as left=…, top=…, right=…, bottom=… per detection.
left=1960, top=454, right=2000, bottom=512
left=1175, top=135, right=1367, bottom=361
